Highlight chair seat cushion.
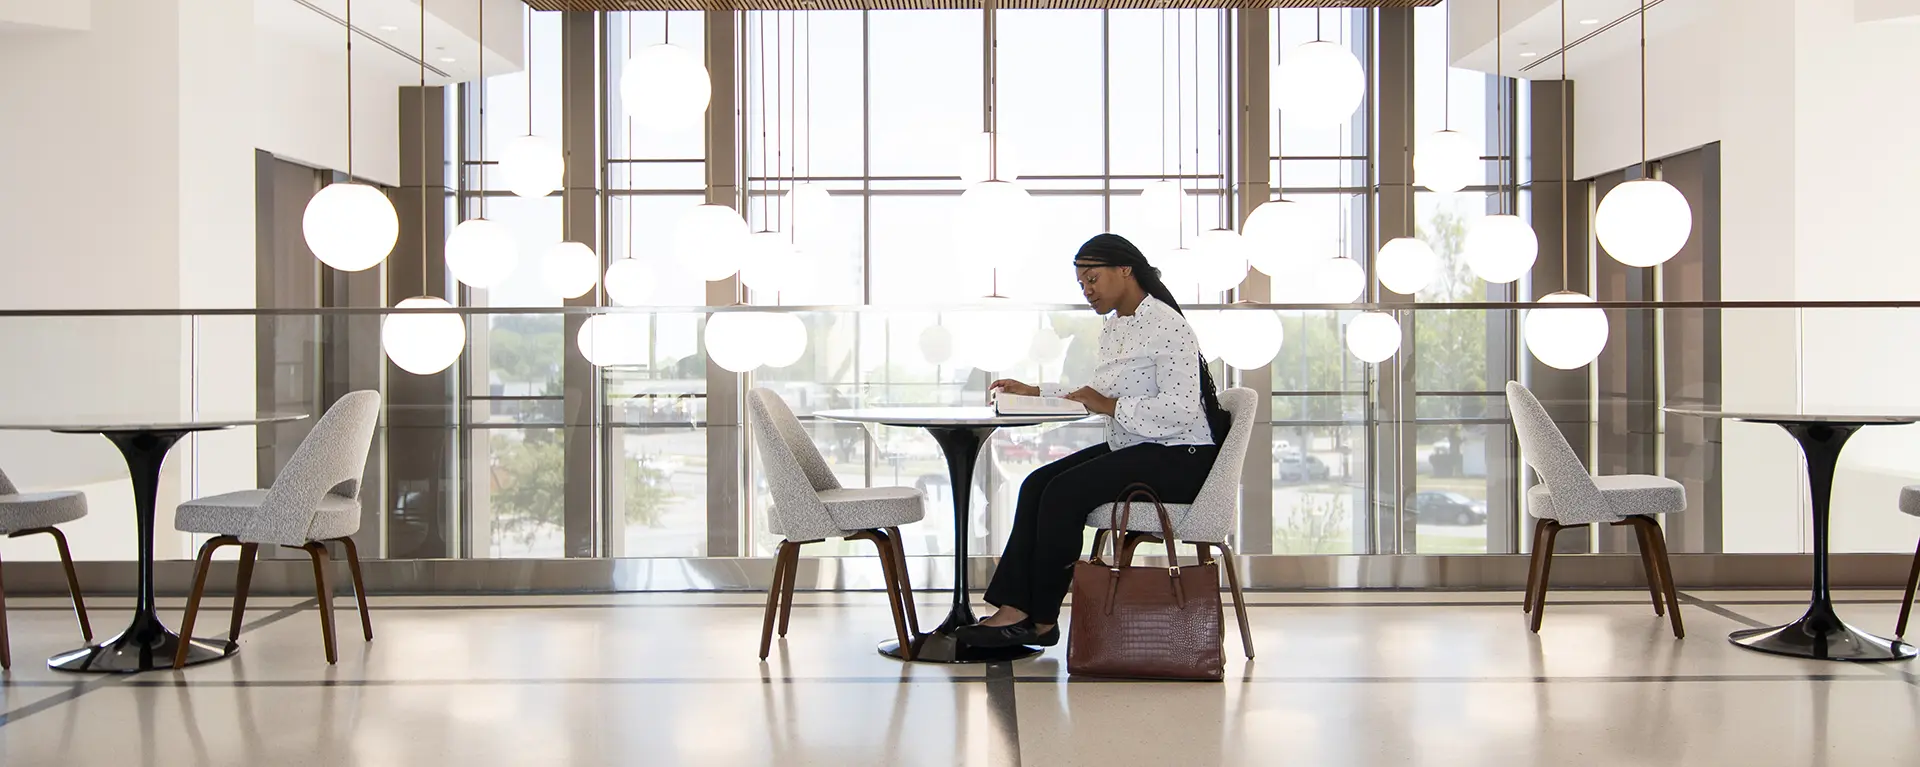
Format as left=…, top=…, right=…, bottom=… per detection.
left=0, top=491, right=86, bottom=533
left=1527, top=474, right=1686, bottom=522
left=175, top=489, right=361, bottom=542
left=1084, top=502, right=1204, bottom=541
left=773, top=486, right=925, bottom=539
left=1901, top=486, right=1920, bottom=517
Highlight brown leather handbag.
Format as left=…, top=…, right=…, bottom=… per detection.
left=1066, top=483, right=1225, bottom=681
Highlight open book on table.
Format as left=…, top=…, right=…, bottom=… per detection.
left=993, top=393, right=1088, bottom=416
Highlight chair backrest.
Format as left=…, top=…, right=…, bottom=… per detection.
left=1505, top=381, right=1607, bottom=522
left=747, top=388, right=841, bottom=541
left=1179, top=386, right=1258, bottom=544
left=241, top=390, right=382, bottom=545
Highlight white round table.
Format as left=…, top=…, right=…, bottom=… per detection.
left=0, top=413, right=307, bottom=672
left=814, top=407, right=1090, bottom=663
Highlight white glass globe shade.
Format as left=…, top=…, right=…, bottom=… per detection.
left=1186, top=309, right=1224, bottom=363
left=955, top=181, right=1034, bottom=270
left=603, top=258, right=656, bottom=307
left=622, top=44, right=711, bottom=132
left=958, top=132, right=1022, bottom=184
left=740, top=233, right=819, bottom=300
left=1464, top=214, right=1538, bottom=284
left=1027, top=327, right=1070, bottom=366
left=382, top=297, right=466, bottom=375
left=703, top=311, right=764, bottom=373
left=1524, top=291, right=1611, bottom=370
left=1217, top=305, right=1284, bottom=370
left=1194, top=229, right=1251, bottom=293
left=500, top=135, right=564, bottom=199
left=1415, top=130, right=1480, bottom=195
left=542, top=242, right=599, bottom=299
left=1157, top=247, right=1204, bottom=300
left=955, top=300, right=1034, bottom=372
left=1276, top=41, right=1365, bottom=127
left=1345, top=311, right=1402, bottom=363
left=1242, top=198, right=1312, bottom=278
left=1376, top=237, right=1439, bottom=296
left=1595, top=178, right=1693, bottom=268
left=1314, top=257, right=1367, bottom=303
left=786, top=183, right=837, bottom=250
left=576, top=313, right=651, bottom=368
left=445, top=218, right=518, bottom=289
left=919, top=324, right=955, bottom=365
left=673, top=204, right=749, bottom=282
left=1130, top=180, right=1186, bottom=255
left=761, top=313, right=809, bottom=369
left=303, top=182, right=397, bottom=272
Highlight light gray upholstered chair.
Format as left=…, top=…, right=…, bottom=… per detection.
left=1083, top=386, right=1258, bottom=659
left=748, top=388, right=925, bottom=660
left=1507, top=381, right=1684, bottom=637
left=0, top=468, right=92, bottom=670
left=172, top=390, right=381, bottom=667
left=1893, top=487, right=1920, bottom=637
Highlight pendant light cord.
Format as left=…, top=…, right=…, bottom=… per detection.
left=1639, top=2, right=1648, bottom=171
left=1274, top=10, right=1282, bottom=194
left=1160, top=10, right=1167, bottom=180
left=1494, top=0, right=1504, bottom=216
left=1561, top=0, right=1570, bottom=290
left=1191, top=8, right=1201, bottom=239
left=1174, top=9, right=1184, bottom=247
left=757, top=12, right=769, bottom=230
left=477, top=0, right=486, bottom=220
left=1442, top=5, right=1450, bottom=130
left=626, top=11, right=635, bottom=264
left=776, top=10, right=785, bottom=238
left=418, top=0, right=427, bottom=291
left=345, top=0, right=354, bottom=178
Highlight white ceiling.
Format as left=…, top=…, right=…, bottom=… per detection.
left=1447, top=0, right=1711, bottom=79
left=257, top=0, right=524, bottom=85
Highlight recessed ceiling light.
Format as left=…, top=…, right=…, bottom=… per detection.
left=1580, top=18, right=1600, bottom=25
left=378, top=24, right=399, bottom=32
left=1520, top=51, right=1538, bottom=58
left=439, top=57, right=457, bottom=63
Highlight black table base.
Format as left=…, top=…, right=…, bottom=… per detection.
left=875, top=424, right=1046, bottom=664
left=49, top=429, right=236, bottom=673
left=1730, top=422, right=1917, bottom=662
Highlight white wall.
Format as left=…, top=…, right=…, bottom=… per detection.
left=254, top=33, right=405, bottom=186
left=1568, top=0, right=1920, bottom=553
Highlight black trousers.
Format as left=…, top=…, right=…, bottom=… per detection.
left=983, top=442, right=1218, bottom=624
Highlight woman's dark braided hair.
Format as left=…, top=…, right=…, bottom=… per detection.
left=1073, top=233, right=1232, bottom=444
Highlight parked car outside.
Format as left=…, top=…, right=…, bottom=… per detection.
left=1275, top=452, right=1330, bottom=483
left=1410, top=490, right=1487, bottom=526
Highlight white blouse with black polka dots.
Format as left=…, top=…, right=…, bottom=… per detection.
left=1041, top=295, right=1215, bottom=451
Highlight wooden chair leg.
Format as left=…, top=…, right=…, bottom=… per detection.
left=227, top=543, right=259, bottom=648
left=759, top=540, right=796, bottom=660
left=1523, top=518, right=1550, bottom=614
left=333, top=537, right=374, bottom=642
left=174, top=536, right=233, bottom=669
left=1898, top=537, right=1920, bottom=638
left=1530, top=521, right=1565, bottom=633
left=300, top=542, right=338, bottom=665
left=858, top=530, right=914, bottom=661
left=1620, top=518, right=1667, bottom=617
left=31, top=528, right=92, bottom=642
left=1216, top=541, right=1256, bottom=660
left=1643, top=519, right=1685, bottom=639
left=886, top=527, right=920, bottom=637
left=1, top=547, right=11, bottom=671
left=1089, top=529, right=1110, bottom=564
left=1119, top=532, right=1152, bottom=566
left=777, top=542, right=803, bottom=639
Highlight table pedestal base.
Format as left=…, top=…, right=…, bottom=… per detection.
left=1729, top=604, right=1915, bottom=662
left=49, top=623, right=230, bottom=673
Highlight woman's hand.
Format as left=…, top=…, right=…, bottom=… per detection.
left=1064, top=387, right=1117, bottom=416
left=990, top=379, right=1040, bottom=397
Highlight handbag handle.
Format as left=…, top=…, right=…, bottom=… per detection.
left=1109, top=482, right=1187, bottom=568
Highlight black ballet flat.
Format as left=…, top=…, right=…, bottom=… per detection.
left=955, top=619, right=1060, bottom=648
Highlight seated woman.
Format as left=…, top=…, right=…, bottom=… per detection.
left=955, top=233, right=1229, bottom=649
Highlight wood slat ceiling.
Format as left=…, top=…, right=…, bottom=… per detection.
left=526, top=0, right=1437, bottom=10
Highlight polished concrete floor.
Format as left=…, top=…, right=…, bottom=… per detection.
left=2, top=587, right=1919, bottom=765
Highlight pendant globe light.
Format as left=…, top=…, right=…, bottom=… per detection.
left=1465, top=0, right=1536, bottom=285
left=955, top=296, right=1033, bottom=373
left=1595, top=6, right=1691, bottom=268
left=542, top=242, right=598, bottom=299
left=604, top=30, right=654, bottom=309
left=303, top=0, right=397, bottom=272
left=577, top=313, right=651, bottom=368
left=1242, top=198, right=1309, bottom=278
left=703, top=309, right=764, bottom=374
left=1416, top=11, right=1478, bottom=195
left=1346, top=311, right=1402, bottom=363
left=384, top=0, right=464, bottom=376
left=1218, top=302, right=1284, bottom=371
left=1314, top=257, right=1366, bottom=303
left=622, top=13, right=710, bottom=133
left=1523, top=0, right=1608, bottom=370
left=761, top=313, right=808, bottom=369
left=918, top=321, right=955, bottom=366
left=1276, top=10, right=1365, bottom=127
left=673, top=204, right=749, bottom=282
left=500, top=16, right=563, bottom=199
left=447, top=1, right=517, bottom=290
left=1376, top=237, right=1438, bottom=295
